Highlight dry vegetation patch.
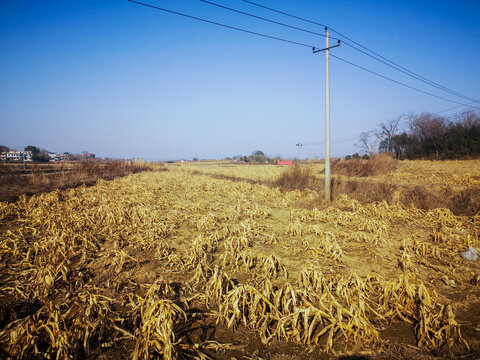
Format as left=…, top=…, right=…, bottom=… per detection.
left=275, top=164, right=320, bottom=191
left=332, top=154, right=398, bottom=177
left=271, top=158, right=480, bottom=215
left=0, top=160, right=164, bottom=202
left=0, top=165, right=479, bottom=359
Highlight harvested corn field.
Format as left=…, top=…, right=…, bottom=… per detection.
left=1, top=162, right=479, bottom=359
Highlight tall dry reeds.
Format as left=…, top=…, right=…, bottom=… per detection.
left=275, top=164, right=320, bottom=191
left=274, top=156, right=480, bottom=215
left=333, top=153, right=398, bottom=177
left=0, top=160, right=165, bottom=202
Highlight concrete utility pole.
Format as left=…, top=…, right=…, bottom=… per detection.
left=296, top=143, right=303, bottom=161
left=313, top=28, right=340, bottom=202
left=324, top=29, right=331, bottom=201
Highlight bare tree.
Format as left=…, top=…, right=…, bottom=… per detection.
left=410, top=113, right=447, bottom=158
left=377, top=115, right=402, bottom=153
left=361, top=110, right=480, bottom=160
left=357, top=131, right=379, bottom=156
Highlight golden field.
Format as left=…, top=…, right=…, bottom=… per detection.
left=0, top=160, right=479, bottom=359
left=177, top=159, right=480, bottom=188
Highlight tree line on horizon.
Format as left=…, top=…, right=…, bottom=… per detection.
left=360, top=110, right=480, bottom=160
left=226, top=150, right=278, bottom=163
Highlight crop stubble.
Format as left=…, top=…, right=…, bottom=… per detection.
left=0, top=164, right=479, bottom=359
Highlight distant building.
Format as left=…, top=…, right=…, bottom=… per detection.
left=1, top=150, right=43, bottom=162
left=0, top=150, right=96, bottom=162
left=48, top=152, right=63, bottom=161
left=1, top=150, right=23, bottom=162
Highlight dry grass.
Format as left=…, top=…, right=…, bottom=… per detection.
left=0, top=165, right=479, bottom=359
left=275, top=164, right=321, bottom=191
left=333, top=153, right=398, bottom=177
left=0, top=160, right=165, bottom=202
left=269, top=157, right=480, bottom=215
left=450, top=186, right=480, bottom=215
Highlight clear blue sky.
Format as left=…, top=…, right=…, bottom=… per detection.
left=1, top=0, right=479, bottom=160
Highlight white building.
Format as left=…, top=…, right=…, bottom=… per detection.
left=2, top=150, right=22, bottom=161
left=0, top=150, right=33, bottom=162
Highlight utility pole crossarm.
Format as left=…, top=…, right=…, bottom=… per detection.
left=312, top=39, right=341, bottom=54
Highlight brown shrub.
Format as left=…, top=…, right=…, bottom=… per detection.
left=364, top=153, right=398, bottom=175
left=333, top=153, right=397, bottom=177
left=449, top=186, right=480, bottom=216
left=275, top=160, right=477, bottom=216
left=275, top=164, right=320, bottom=191
left=73, top=160, right=154, bottom=178
left=0, top=160, right=165, bottom=203
left=401, top=185, right=445, bottom=211
left=332, top=158, right=365, bottom=176
left=332, top=178, right=396, bottom=203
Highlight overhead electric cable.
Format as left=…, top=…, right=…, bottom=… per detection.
left=391, top=105, right=480, bottom=130
left=199, top=0, right=333, bottom=38
left=302, top=134, right=360, bottom=146
left=242, top=0, right=327, bottom=28
left=302, top=104, right=480, bottom=149
left=434, top=100, right=480, bottom=115
left=301, top=104, right=480, bottom=149
left=442, top=105, right=480, bottom=119
left=330, top=54, right=466, bottom=105
left=306, top=105, right=480, bottom=146
left=242, top=0, right=480, bottom=104
left=340, top=41, right=480, bottom=103
left=332, top=37, right=479, bottom=104
left=129, top=0, right=476, bottom=106
left=127, top=0, right=317, bottom=49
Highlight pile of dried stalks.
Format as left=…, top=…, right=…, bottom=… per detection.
left=0, top=169, right=476, bottom=359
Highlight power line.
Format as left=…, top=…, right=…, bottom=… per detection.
left=302, top=106, right=480, bottom=147
left=434, top=100, right=480, bottom=115
left=330, top=54, right=467, bottom=105
left=127, top=0, right=317, bottom=49
left=331, top=34, right=480, bottom=104
left=242, top=0, right=327, bottom=28
left=340, top=41, right=479, bottom=104
left=302, top=135, right=360, bottom=146
left=395, top=106, right=480, bottom=130
left=199, top=0, right=332, bottom=39
left=333, top=137, right=361, bottom=143
left=129, top=0, right=476, bottom=106
left=242, top=0, right=480, bottom=105
left=442, top=105, right=480, bottom=120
